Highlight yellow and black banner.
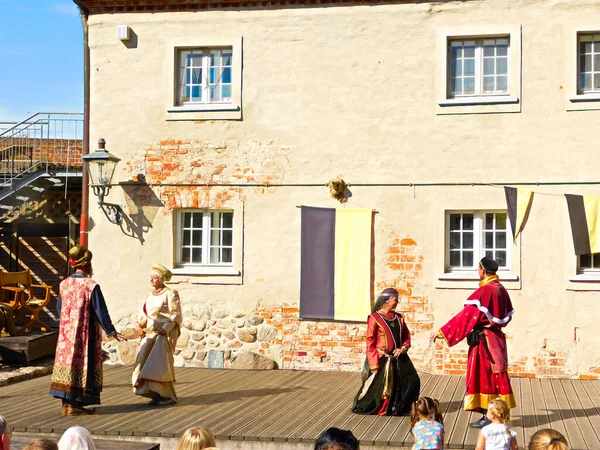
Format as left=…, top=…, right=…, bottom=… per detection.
left=300, top=206, right=373, bottom=321
left=504, top=187, right=534, bottom=240
left=565, top=194, right=600, bottom=255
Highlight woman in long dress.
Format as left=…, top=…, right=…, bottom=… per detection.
left=132, top=264, right=182, bottom=406
left=352, top=287, right=420, bottom=415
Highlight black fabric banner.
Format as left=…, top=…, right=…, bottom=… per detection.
left=300, top=206, right=335, bottom=319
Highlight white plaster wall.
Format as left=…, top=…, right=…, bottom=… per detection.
left=86, top=0, right=600, bottom=374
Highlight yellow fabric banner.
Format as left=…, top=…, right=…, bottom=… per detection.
left=515, top=189, right=533, bottom=239
left=333, top=208, right=372, bottom=321
left=584, top=196, right=600, bottom=254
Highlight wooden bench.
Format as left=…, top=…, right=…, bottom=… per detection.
left=11, top=433, right=160, bottom=450
left=0, top=270, right=52, bottom=334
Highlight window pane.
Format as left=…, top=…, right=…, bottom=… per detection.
left=192, top=230, right=202, bottom=245
left=463, top=251, right=473, bottom=267
left=183, top=230, right=191, bottom=246
left=449, top=251, right=461, bottom=266
left=222, top=52, right=232, bottom=65
left=484, top=59, right=495, bottom=75
left=580, top=253, right=591, bottom=268
left=496, top=251, right=506, bottom=266
left=211, top=229, right=221, bottom=246
left=581, top=54, right=592, bottom=72
left=192, top=212, right=203, bottom=226
left=450, top=232, right=461, bottom=249
left=496, top=214, right=507, bottom=229
left=497, top=76, right=508, bottom=92
left=464, top=77, right=475, bottom=94
left=497, top=58, right=508, bottom=75
left=594, top=74, right=600, bottom=90
left=485, top=232, right=493, bottom=248
left=223, top=230, right=233, bottom=246
left=192, top=67, right=202, bottom=84
left=463, top=43, right=475, bottom=58
left=222, top=67, right=232, bottom=83
left=210, top=247, right=219, bottom=264
left=192, top=248, right=202, bottom=263
left=463, top=232, right=473, bottom=249
left=496, top=232, right=507, bottom=248
left=222, top=212, right=233, bottom=228
left=583, top=73, right=592, bottom=90
left=450, top=214, right=461, bottom=230
left=593, top=253, right=600, bottom=267
left=485, top=213, right=494, bottom=230
left=581, top=41, right=593, bottom=54
left=463, top=214, right=474, bottom=230
left=182, top=248, right=190, bottom=263
left=464, top=59, right=475, bottom=76
left=222, top=248, right=233, bottom=263
left=483, top=76, right=495, bottom=92
left=485, top=250, right=494, bottom=259
left=221, top=85, right=232, bottom=99
left=496, top=42, right=508, bottom=56
left=183, top=212, right=191, bottom=228
left=451, top=60, right=461, bottom=77
left=210, top=67, right=216, bottom=84
left=483, top=44, right=495, bottom=57
left=453, top=78, right=462, bottom=94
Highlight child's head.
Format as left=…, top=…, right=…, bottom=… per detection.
left=176, top=427, right=216, bottom=450
left=410, top=397, right=443, bottom=430
left=24, top=439, right=59, bottom=450
left=528, top=429, right=570, bottom=450
left=487, top=398, right=510, bottom=424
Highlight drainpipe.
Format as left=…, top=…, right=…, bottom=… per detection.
left=75, top=1, right=90, bottom=247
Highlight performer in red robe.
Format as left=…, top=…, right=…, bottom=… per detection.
left=431, top=256, right=515, bottom=428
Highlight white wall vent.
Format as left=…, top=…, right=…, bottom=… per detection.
left=116, top=25, right=130, bottom=41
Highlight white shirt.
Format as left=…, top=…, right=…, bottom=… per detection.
left=481, top=423, right=517, bottom=450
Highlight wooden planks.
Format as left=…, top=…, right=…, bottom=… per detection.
left=1, top=367, right=600, bottom=449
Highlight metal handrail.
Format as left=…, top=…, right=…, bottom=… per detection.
left=0, top=112, right=83, bottom=189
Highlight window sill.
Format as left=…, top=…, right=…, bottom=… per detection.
left=568, top=274, right=600, bottom=282
left=439, top=95, right=519, bottom=106
left=438, top=271, right=519, bottom=281
left=569, top=94, right=600, bottom=102
left=168, top=104, right=241, bottom=113
left=171, top=267, right=241, bottom=276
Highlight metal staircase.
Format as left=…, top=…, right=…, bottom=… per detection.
left=0, top=112, right=84, bottom=219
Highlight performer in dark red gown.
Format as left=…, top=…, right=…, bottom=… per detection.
left=431, top=256, right=516, bottom=428
left=352, top=288, right=420, bottom=416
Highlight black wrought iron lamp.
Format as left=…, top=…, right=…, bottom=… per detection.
left=83, top=138, right=123, bottom=224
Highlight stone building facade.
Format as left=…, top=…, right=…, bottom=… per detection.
left=76, top=0, right=600, bottom=379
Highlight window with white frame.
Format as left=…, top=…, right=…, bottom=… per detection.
left=447, top=211, right=510, bottom=271
left=578, top=253, right=600, bottom=273
left=177, top=48, right=233, bottom=105
left=448, top=37, right=509, bottom=98
left=578, top=34, right=600, bottom=94
left=177, top=210, right=233, bottom=266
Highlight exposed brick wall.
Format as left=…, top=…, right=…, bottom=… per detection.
left=1, top=138, right=83, bottom=168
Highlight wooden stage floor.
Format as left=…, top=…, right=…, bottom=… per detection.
left=1, top=365, right=599, bottom=449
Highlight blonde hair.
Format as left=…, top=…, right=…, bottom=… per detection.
left=528, top=429, right=570, bottom=450
left=487, top=398, right=511, bottom=435
left=176, top=427, right=217, bottom=450
left=24, top=439, right=59, bottom=450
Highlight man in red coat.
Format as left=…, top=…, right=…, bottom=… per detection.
left=431, top=256, right=516, bottom=428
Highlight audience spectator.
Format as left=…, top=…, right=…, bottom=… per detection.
left=24, top=439, right=59, bottom=450
left=475, top=398, right=517, bottom=450
left=410, top=397, right=444, bottom=450
left=314, top=427, right=359, bottom=450
left=0, top=415, right=10, bottom=450
left=528, top=429, right=570, bottom=450
left=176, top=427, right=217, bottom=450
left=57, top=427, right=96, bottom=450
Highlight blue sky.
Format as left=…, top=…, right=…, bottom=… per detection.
left=0, top=0, right=83, bottom=123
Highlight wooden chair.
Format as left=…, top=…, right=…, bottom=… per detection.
left=0, top=269, right=52, bottom=334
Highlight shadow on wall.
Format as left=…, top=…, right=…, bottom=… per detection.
left=120, top=183, right=164, bottom=244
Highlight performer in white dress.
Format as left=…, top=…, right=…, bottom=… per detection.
left=132, top=264, right=182, bottom=406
